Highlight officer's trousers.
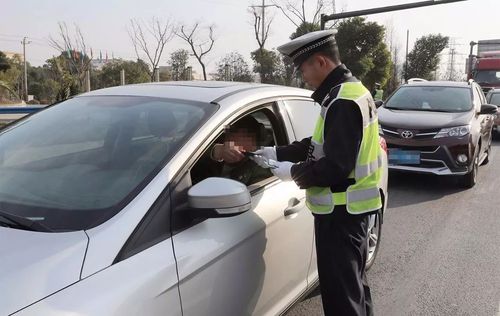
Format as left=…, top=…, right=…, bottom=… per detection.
left=314, top=206, right=373, bottom=316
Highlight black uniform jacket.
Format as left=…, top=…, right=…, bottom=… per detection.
left=277, top=65, right=363, bottom=194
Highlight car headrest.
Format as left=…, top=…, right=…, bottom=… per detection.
left=147, top=107, right=177, bottom=138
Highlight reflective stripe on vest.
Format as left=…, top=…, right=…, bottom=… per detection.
left=305, top=81, right=383, bottom=215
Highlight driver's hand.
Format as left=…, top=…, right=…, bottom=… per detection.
left=212, top=144, right=245, bottom=163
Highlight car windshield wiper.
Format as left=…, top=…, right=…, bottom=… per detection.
left=384, top=106, right=412, bottom=111
left=0, top=210, right=52, bottom=232
left=385, top=107, right=461, bottom=113
left=414, top=108, right=457, bottom=113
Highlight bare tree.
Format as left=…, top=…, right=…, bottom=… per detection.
left=48, top=22, right=92, bottom=91
left=177, top=23, right=216, bottom=81
left=128, top=17, right=176, bottom=81
left=249, top=6, right=273, bottom=50
left=271, top=0, right=328, bottom=28
left=384, top=20, right=401, bottom=94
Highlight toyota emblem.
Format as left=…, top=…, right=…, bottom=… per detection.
left=401, top=130, right=414, bottom=139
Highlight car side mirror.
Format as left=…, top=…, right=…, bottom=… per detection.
left=374, top=100, right=384, bottom=108
left=479, top=104, right=498, bottom=115
left=188, top=177, right=251, bottom=218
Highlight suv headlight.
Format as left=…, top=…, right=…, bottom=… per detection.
left=434, top=125, right=470, bottom=138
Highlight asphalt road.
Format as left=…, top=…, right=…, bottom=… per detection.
left=287, top=139, right=500, bottom=316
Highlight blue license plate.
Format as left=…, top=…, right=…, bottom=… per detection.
left=388, top=149, right=421, bottom=165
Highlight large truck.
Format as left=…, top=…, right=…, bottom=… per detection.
left=467, top=40, right=500, bottom=93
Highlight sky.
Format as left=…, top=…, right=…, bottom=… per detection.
left=1, top=0, right=499, bottom=78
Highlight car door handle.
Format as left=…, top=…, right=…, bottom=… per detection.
left=284, top=197, right=303, bottom=217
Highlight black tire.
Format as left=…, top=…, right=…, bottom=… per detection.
left=460, top=153, right=479, bottom=189
left=365, top=212, right=382, bottom=271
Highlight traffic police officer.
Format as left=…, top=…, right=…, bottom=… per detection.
left=254, top=30, right=383, bottom=316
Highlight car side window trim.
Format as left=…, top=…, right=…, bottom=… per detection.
left=170, top=98, right=289, bottom=189
left=114, top=185, right=172, bottom=263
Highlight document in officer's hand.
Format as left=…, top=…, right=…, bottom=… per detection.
left=248, top=153, right=278, bottom=169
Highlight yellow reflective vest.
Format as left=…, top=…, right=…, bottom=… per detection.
left=306, top=81, right=383, bottom=215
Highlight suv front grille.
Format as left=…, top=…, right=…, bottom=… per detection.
left=381, top=125, right=441, bottom=140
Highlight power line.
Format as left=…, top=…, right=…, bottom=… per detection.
left=0, top=38, right=21, bottom=43
left=0, top=33, right=45, bottom=42
left=199, top=0, right=240, bottom=7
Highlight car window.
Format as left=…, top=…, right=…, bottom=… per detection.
left=0, top=96, right=217, bottom=231
left=474, top=70, right=500, bottom=85
left=283, top=99, right=320, bottom=140
left=488, top=93, right=500, bottom=105
left=385, top=86, right=473, bottom=112
left=172, top=104, right=288, bottom=235
left=190, top=108, right=280, bottom=188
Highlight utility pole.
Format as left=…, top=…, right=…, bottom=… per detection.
left=448, top=48, right=456, bottom=81
left=85, top=70, right=91, bottom=92
left=405, top=30, right=409, bottom=81
left=224, top=64, right=231, bottom=81
left=468, top=41, right=477, bottom=80
left=120, top=69, right=126, bottom=85
left=445, top=38, right=460, bottom=81
left=21, top=37, right=31, bottom=102
left=186, top=66, right=192, bottom=80
left=250, top=0, right=277, bottom=49
left=154, top=68, right=160, bottom=82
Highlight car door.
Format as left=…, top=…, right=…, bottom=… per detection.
left=16, top=187, right=182, bottom=316
left=473, top=85, right=492, bottom=152
left=170, top=104, right=314, bottom=316
left=280, top=98, right=321, bottom=286
left=478, top=86, right=495, bottom=133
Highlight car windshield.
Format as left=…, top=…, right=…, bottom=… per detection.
left=384, top=86, right=472, bottom=112
left=488, top=93, right=500, bottom=105
left=474, top=70, right=500, bottom=85
left=0, top=96, right=216, bottom=231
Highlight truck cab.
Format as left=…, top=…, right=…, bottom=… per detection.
left=472, top=51, right=500, bottom=93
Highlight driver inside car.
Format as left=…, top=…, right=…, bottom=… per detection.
left=191, top=115, right=272, bottom=186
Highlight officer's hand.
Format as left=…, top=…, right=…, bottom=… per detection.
left=254, top=146, right=277, bottom=161
left=269, top=160, right=294, bottom=181
left=250, top=155, right=270, bottom=168
left=212, top=144, right=245, bottom=163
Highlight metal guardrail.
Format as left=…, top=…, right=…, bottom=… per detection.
left=0, top=106, right=45, bottom=114
left=0, top=106, right=45, bottom=126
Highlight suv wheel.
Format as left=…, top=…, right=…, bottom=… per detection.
left=365, top=212, right=382, bottom=271
left=460, top=153, right=479, bottom=188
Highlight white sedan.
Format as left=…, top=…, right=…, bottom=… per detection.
left=0, top=81, right=387, bottom=316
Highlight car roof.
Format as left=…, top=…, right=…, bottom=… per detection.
left=486, top=88, right=500, bottom=94
left=80, top=81, right=311, bottom=105
left=404, top=81, right=471, bottom=88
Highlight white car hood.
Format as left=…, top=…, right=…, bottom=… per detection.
left=0, top=227, right=88, bottom=315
